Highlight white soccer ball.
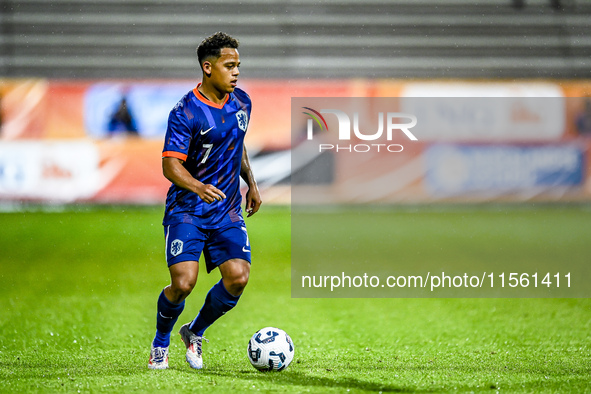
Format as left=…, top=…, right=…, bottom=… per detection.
left=247, top=327, right=294, bottom=372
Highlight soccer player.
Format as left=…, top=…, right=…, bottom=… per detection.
left=148, top=32, right=261, bottom=370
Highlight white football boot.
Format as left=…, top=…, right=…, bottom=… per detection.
left=148, top=345, right=169, bottom=370
left=179, top=323, right=208, bottom=369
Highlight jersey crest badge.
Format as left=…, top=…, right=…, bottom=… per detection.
left=170, top=239, right=184, bottom=256
left=236, top=110, right=248, bottom=132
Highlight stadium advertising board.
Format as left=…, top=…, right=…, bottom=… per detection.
left=400, top=96, right=565, bottom=141
left=0, top=141, right=100, bottom=202
left=425, top=144, right=584, bottom=196
left=84, top=82, right=195, bottom=139
left=1, top=79, right=591, bottom=206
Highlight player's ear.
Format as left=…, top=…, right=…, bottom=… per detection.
left=202, top=60, right=212, bottom=77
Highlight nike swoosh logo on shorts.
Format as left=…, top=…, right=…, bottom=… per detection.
left=242, top=247, right=251, bottom=253
left=200, top=126, right=214, bottom=135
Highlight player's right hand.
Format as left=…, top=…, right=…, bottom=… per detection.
left=197, top=184, right=226, bottom=204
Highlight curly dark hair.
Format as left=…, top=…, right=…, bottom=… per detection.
left=196, top=32, right=239, bottom=69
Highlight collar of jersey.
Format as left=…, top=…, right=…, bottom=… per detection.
left=193, top=83, right=229, bottom=109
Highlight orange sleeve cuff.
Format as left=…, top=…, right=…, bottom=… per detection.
left=162, top=151, right=188, bottom=161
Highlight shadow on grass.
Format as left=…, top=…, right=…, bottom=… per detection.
left=2, top=359, right=407, bottom=392
left=195, top=368, right=410, bottom=392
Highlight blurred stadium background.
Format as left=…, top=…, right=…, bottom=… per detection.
left=1, top=1, right=591, bottom=391
left=1, top=0, right=590, bottom=206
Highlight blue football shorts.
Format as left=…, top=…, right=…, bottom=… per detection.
left=164, top=221, right=251, bottom=272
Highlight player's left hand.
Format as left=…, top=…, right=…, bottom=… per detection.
left=245, top=184, right=262, bottom=217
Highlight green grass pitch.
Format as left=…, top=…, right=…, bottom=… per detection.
left=0, top=205, right=590, bottom=392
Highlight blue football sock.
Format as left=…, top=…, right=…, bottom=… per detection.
left=153, top=330, right=170, bottom=348
left=189, top=279, right=240, bottom=336
left=153, top=290, right=185, bottom=348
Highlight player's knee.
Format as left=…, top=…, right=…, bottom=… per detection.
left=234, top=272, right=249, bottom=290
left=172, top=278, right=196, bottom=300
left=226, top=271, right=249, bottom=295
